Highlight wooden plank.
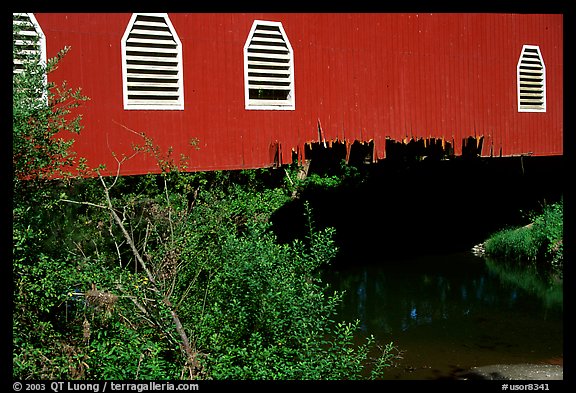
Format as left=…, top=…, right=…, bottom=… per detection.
left=127, top=99, right=181, bottom=105
left=127, top=64, right=179, bottom=71
left=248, top=99, right=292, bottom=107
left=248, top=76, right=290, bottom=83
left=125, top=55, right=178, bottom=63
left=130, top=28, right=172, bottom=37
left=247, top=60, right=290, bottom=69
left=127, top=91, right=180, bottom=96
left=126, top=81, right=179, bottom=88
left=126, top=37, right=176, bottom=46
left=519, top=80, right=544, bottom=85
left=246, top=52, right=290, bottom=60
left=248, top=43, right=287, bottom=50
left=127, top=73, right=179, bottom=80
left=519, top=69, right=544, bottom=75
left=250, top=36, right=286, bottom=44
left=126, top=46, right=178, bottom=54
left=247, top=68, right=290, bottom=76
left=133, top=20, right=170, bottom=29
left=253, top=30, right=283, bottom=38
left=519, top=89, right=544, bottom=94
left=247, top=84, right=291, bottom=90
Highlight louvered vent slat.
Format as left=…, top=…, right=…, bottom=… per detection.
left=244, top=20, right=295, bottom=110
left=517, top=45, right=546, bottom=112
left=122, top=13, right=184, bottom=110
left=13, top=13, right=45, bottom=74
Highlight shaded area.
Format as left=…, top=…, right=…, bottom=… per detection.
left=270, top=154, right=564, bottom=381
left=271, top=155, right=563, bottom=262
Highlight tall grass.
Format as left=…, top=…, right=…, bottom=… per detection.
left=484, top=225, right=542, bottom=262
left=484, top=198, right=563, bottom=279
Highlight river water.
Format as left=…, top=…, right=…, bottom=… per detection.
left=321, top=251, right=563, bottom=380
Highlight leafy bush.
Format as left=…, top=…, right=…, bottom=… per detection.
left=284, top=159, right=362, bottom=194
left=15, top=165, right=397, bottom=380
left=170, top=181, right=396, bottom=379
left=484, top=199, right=563, bottom=278
left=531, top=199, right=563, bottom=274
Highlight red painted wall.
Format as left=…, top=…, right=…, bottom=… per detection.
left=35, top=13, right=563, bottom=176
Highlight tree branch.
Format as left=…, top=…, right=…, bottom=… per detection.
left=60, top=199, right=107, bottom=210
left=97, top=171, right=203, bottom=378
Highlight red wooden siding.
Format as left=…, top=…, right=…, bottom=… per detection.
left=34, top=13, right=563, bottom=176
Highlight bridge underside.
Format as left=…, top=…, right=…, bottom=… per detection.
left=278, top=134, right=531, bottom=170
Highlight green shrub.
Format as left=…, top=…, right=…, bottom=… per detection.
left=531, top=199, right=563, bottom=274
left=14, top=164, right=397, bottom=379
left=484, top=199, right=563, bottom=278
left=172, top=182, right=396, bottom=379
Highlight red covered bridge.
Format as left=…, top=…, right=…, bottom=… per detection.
left=21, top=13, right=563, bottom=176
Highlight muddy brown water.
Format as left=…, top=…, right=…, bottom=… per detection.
left=321, top=251, right=563, bottom=380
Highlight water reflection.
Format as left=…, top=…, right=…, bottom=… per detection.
left=323, top=251, right=563, bottom=379
left=484, top=257, right=563, bottom=310
left=323, top=251, right=562, bottom=340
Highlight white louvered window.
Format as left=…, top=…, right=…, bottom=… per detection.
left=121, top=13, right=184, bottom=110
left=517, top=45, right=546, bottom=112
left=13, top=13, right=46, bottom=74
left=244, top=20, right=295, bottom=110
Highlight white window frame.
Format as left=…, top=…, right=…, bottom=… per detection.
left=243, top=20, right=295, bottom=110
left=13, top=13, right=48, bottom=104
left=13, top=13, right=47, bottom=72
left=121, top=13, right=184, bottom=110
left=517, top=45, right=546, bottom=113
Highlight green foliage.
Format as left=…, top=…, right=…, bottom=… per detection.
left=86, top=318, right=180, bottom=380
left=484, top=199, right=563, bottom=279
left=13, top=40, right=89, bottom=181
left=14, top=162, right=391, bottom=379
left=173, top=183, right=394, bottom=379
left=13, top=32, right=95, bottom=379
left=12, top=39, right=98, bottom=378
left=15, top=162, right=396, bottom=380
left=484, top=226, right=541, bottom=262
left=530, top=198, right=563, bottom=274
left=284, top=159, right=362, bottom=195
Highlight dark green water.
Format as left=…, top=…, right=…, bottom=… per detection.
left=322, top=251, right=563, bottom=380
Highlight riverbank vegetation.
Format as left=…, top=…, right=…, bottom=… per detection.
left=483, top=199, right=563, bottom=281
left=13, top=39, right=397, bottom=380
